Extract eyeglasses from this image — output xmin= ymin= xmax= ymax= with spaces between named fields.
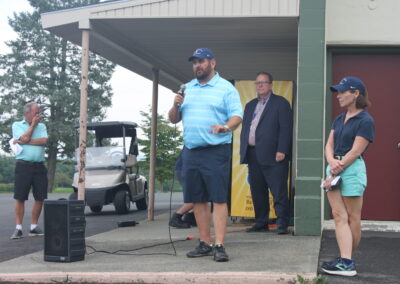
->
xmin=254 ymin=81 xmax=271 ymax=85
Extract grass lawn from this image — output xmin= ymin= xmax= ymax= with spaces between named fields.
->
xmin=0 ymin=187 xmax=73 ymax=194
xmin=53 ymin=187 xmax=74 ymax=194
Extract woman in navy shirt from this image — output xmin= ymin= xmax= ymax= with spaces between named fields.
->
xmin=321 ymin=76 xmax=375 ymax=277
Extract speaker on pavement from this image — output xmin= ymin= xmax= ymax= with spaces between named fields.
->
xmin=44 ymin=199 xmax=86 ymax=262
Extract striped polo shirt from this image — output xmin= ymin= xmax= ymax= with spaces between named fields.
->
xmin=180 ymin=73 xmax=243 ymax=149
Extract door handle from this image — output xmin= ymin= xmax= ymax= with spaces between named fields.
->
xmin=398 ymin=142 xmax=400 ymax=149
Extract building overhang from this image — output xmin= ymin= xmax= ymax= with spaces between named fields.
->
xmin=42 ymin=0 xmax=299 ymax=90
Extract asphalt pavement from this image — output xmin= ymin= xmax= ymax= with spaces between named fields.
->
xmin=318 ymin=229 xmax=400 ymax=284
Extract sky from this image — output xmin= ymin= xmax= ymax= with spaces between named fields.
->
xmin=0 ymin=0 xmax=178 ymax=140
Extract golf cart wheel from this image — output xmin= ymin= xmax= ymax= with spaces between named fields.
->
xmin=90 ymin=205 xmax=103 ymax=213
xmin=114 ymin=190 xmax=131 ymax=214
xmin=69 ymin=192 xmax=77 ymax=200
xmin=136 ymin=189 xmax=148 ymax=211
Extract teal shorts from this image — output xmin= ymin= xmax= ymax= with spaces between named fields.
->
xmin=326 ymin=158 xmax=367 ymax=197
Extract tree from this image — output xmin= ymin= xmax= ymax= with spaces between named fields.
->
xmin=0 ymin=0 xmax=115 ymax=191
xmin=55 ymin=172 xmax=73 ymax=188
xmin=54 ymin=160 xmax=74 ymax=188
xmin=138 ymin=107 xmax=183 ymax=192
xmin=0 ymin=155 xmax=16 ymax=183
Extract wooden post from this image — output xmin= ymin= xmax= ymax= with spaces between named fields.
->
xmin=148 ymin=68 xmax=159 ymax=221
xmin=77 ymin=29 xmax=90 ymax=201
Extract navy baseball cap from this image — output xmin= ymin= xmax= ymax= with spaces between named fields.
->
xmin=330 ymin=76 xmax=366 ymax=95
xmin=188 ymin=48 xmax=215 ymax=61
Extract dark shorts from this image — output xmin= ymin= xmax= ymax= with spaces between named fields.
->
xmin=14 ymin=160 xmax=48 ymax=201
xmin=182 ymin=144 xmax=231 ymax=203
xmin=174 ymin=150 xmax=184 ymax=186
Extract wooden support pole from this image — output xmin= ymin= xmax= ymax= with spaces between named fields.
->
xmin=77 ymin=29 xmax=90 ymax=201
xmin=148 ymin=68 xmax=159 ymax=221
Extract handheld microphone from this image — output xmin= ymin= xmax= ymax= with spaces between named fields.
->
xmin=178 ymin=84 xmax=185 ymax=96
xmin=177 ymin=84 xmax=186 ymax=107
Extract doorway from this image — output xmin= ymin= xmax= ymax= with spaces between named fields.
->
xmin=332 ymin=53 xmax=400 ymax=220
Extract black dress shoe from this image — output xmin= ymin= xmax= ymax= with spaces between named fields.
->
xmin=277 ymin=226 xmax=289 ymax=234
xmin=246 ymin=225 xmax=269 ymax=232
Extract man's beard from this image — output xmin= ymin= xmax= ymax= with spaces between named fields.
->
xmin=194 ymin=66 xmax=212 ymax=81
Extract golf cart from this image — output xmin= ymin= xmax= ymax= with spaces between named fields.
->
xmin=70 ymin=121 xmax=148 ymax=214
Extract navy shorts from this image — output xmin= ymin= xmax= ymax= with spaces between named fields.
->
xmin=182 ymin=144 xmax=231 ymax=203
xmin=174 ymin=150 xmax=184 ymax=186
xmin=14 ymin=160 xmax=48 ymax=201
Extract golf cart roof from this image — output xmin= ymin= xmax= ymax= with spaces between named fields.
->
xmin=78 ymin=121 xmax=138 ymax=138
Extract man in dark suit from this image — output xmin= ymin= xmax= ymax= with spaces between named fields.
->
xmin=240 ymin=72 xmax=293 ymax=234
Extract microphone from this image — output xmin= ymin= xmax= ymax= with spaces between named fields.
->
xmin=178 ymin=84 xmax=185 ymax=96
xmin=177 ymin=84 xmax=186 ymax=107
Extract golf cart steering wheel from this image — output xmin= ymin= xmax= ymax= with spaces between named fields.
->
xmin=110 ymin=151 xmax=124 ymax=163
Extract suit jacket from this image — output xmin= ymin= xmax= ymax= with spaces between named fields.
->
xmin=240 ymin=93 xmax=293 ymax=166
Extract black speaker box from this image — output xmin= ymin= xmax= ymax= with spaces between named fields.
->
xmin=44 ymin=200 xmax=86 ymax=262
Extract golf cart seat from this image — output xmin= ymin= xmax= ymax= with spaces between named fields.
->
xmin=128 ymin=173 xmax=138 ymax=181
xmin=125 ymin=154 xmax=137 ymax=168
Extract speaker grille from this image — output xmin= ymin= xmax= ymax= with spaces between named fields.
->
xmin=44 ymin=200 xmax=85 ymax=262
xmin=44 ymin=203 xmax=68 ymax=256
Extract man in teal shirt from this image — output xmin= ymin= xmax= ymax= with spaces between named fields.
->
xmin=10 ymin=102 xmax=48 ymax=239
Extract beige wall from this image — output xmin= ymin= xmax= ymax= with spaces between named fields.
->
xmin=326 ymin=0 xmax=400 ymax=45
xmin=92 ymin=0 xmax=299 ymax=18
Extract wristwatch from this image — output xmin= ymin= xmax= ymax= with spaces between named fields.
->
xmin=223 ymin=125 xmax=230 ymax=132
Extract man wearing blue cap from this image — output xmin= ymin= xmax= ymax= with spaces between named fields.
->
xmin=169 ymin=48 xmax=243 ymax=262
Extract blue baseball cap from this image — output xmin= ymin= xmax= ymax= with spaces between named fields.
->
xmin=188 ymin=48 xmax=215 ymax=61
xmin=330 ymin=76 xmax=366 ymax=95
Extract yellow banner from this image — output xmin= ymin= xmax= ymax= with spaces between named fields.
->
xmin=231 ymin=81 xmax=293 ymax=218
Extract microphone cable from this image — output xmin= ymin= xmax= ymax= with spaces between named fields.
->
xmin=167 ymin=139 xmax=178 ymax=256
xmin=166 ymin=97 xmax=186 ymax=256
xmin=85 ymin=238 xmax=187 ymax=256
xmin=166 ymin=86 xmax=186 ymax=255
xmin=85 ymin=89 xmax=188 ymax=257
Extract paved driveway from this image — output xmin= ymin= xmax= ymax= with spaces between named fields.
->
xmin=318 ymin=230 xmax=400 ymax=283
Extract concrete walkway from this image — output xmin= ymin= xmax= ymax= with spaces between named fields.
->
xmin=0 ymin=213 xmax=320 ymax=283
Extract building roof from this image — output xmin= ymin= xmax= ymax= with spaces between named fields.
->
xmin=41 ymin=0 xmax=299 ymax=90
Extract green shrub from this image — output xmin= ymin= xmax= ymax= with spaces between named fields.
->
xmin=287 ymin=275 xmax=327 ymax=284
xmin=0 ymin=183 xmax=14 ymax=192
